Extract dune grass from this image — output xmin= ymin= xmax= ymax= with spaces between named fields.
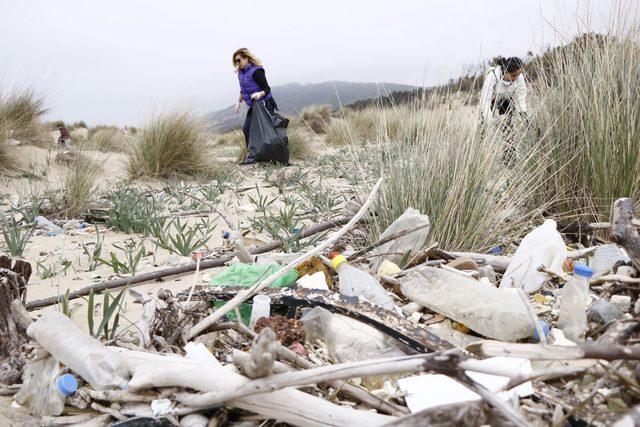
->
xmin=299 ymin=104 xmax=333 ymax=134
xmin=0 ymin=88 xmax=50 ymax=147
xmin=346 ymin=95 xmax=549 ymax=252
xmin=90 ymin=127 xmax=127 ymax=152
xmin=529 ymin=30 xmax=640 ymax=223
xmin=287 ymin=124 xmax=314 ymax=160
xmin=127 ymin=110 xmax=217 ymax=179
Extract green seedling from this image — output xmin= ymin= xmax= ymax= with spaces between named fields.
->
xmin=1 ymin=214 xmax=35 ymax=257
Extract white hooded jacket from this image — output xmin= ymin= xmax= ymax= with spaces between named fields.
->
xmin=478 ymin=66 xmax=528 ymax=123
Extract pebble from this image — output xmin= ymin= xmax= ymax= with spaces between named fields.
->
xmin=610 ymin=295 xmax=631 ymax=313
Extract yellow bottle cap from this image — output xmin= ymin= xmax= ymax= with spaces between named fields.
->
xmin=331 ymin=254 xmax=347 ymax=270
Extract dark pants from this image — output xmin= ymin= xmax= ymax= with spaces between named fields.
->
xmin=491 ymin=98 xmax=517 ymax=165
xmin=242 ymin=97 xmax=278 ymax=147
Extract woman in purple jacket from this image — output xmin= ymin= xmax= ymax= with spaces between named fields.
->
xmin=233 ymin=48 xmax=278 ymax=164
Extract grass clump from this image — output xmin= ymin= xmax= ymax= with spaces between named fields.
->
xmin=299 ymin=104 xmax=333 ymax=134
xmin=90 ymin=127 xmax=126 ymax=152
xmin=127 ymin=110 xmax=217 ymax=179
xmin=287 ymin=125 xmax=314 ymax=160
xmin=353 ymin=96 xmax=547 ymax=252
xmin=530 ymin=31 xmax=640 ymax=223
xmin=0 ymin=88 xmax=50 ymax=147
xmin=60 ymin=152 xmax=100 ymax=215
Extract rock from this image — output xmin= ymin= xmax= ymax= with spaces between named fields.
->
xmin=609 ymin=295 xmax=631 ymax=313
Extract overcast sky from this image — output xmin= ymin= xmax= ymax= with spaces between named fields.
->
xmin=0 ymin=0 xmax=618 ymax=126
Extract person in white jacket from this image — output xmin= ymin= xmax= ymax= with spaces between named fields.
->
xmin=478 ymin=56 xmax=527 ymax=163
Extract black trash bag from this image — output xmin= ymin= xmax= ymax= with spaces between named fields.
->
xmin=247 ymin=101 xmax=290 ymax=164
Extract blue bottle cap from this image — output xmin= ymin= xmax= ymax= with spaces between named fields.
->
xmin=56 ymin=374 xmax=78 ymax=396
xmin=532 ymin=320 xmax=550 ymax=341
xmin=222 ymin=231 xmax=230 ymax=239
xmin=489 ymin=246 xmax=502 ymax=254
xmin=573 ymin=263 xmax=594 ymax=278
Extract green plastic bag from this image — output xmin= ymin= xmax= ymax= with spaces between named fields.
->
xmin=210 ymin=263 xmax=299 ymax=288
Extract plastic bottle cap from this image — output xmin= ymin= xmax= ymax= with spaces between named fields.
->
xmin=489 ymin=246 xmax=502 ymax=255
xmin=222 ymin=231 xmax=230 ymax=239
xmin=56 ymin=374 xmax=78 ymax=396
xmin=573 ymin=263 xmax=594 ymax=278
xmin=532 ymin=320 xmax=550 ymax=341
xmin=331 ymin=254 xmax=347 ymax=270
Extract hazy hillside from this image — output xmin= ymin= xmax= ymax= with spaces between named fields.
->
xmin=207 ymin=80 xmax=417 ymax=132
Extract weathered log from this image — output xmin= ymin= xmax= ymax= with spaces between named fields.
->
xmin=611 ymin=198 xmax=640 ymax=271
xmin=26 ymin=215 xmax=355 ymax=310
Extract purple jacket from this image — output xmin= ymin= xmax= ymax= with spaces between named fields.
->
xmin=238 ymin=64 xmax=272 ymax=107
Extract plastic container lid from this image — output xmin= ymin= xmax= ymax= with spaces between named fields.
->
xmin=56 ymin=374 xmax=78 ymax=396
xmin=573 ymin=263 xmax=594 ymax=278
xmin=532 ymin=320 xmax=550 ymax=341
xmin=331 ymin=254 xmax=347 ymax=270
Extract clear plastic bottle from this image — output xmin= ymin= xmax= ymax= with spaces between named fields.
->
xmin=557 ymin=263 xmax=594 ymax=342
xmin=331 ymin=254 xmax=397 ymax=311
xmin=27 ymin=311 xmax=129 ymax=390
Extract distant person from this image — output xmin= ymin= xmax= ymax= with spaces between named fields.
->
xmin=57 ymin=124 xmax=72 ymax=148
xmin=233 ymin=47 xmax=278 ymax=165
xmin=478 ymin=57 xmax=528 ymax=164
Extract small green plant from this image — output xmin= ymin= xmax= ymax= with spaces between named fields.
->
xmin=60 ymin=289 xmax=71 ymax=317
xmin=11 ymin=198 xmax=43 ymax=223
xmin=82 ymin=225 xmax=104 ymax=271
xmin=37 ymin=260 xmax=71 ymax=279
xmin=247 ymin=186 xmax=277 ymax=213
xmin=106 ymin=186 xmax=167 ymax=234
xmin=98 ymin=239 xmax=146 ymax=276
xmin=1 ymin=214 xmax=35 ymax=256
xmin=151 ymin=217 xmax=215 ymax=256
xmin=86 ymin=289 xmax=124 ymax=340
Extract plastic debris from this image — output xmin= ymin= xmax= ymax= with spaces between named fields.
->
xmin=27 ymin=311 xmax=129 ymax=390
xmin=591 ymin=244 xmax=630 ymax=275
xmin=331 ymin=253 xmax=397 ymax=311
xmin=210 ymin=263 xmax=298 ymax=288
xmin=369 ymin=208 xmax=430 ymax=272
xmin=500 ymin=219 xmax=568 ymax=293
xmin=588 ymin=299 xmax=624 ymax=324
xmin=557 ymin=263 xmax=594 ymax=342
xmin=400 ymin=266 xmax=534 ymax=341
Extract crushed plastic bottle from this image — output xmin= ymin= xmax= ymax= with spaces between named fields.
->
xmin=36 ymin=215 xmax=63 ymax=236
xmin=500 ymin=219 xmax=568 ymax=293
xmin=588 ymin=299 xmax=624 ymax=324
xmin=27 ymin=311 xmax=129 ymax=390
xmin=369 ymin=208 xmax=430 ymax=272
xmin=301 ymin=307 xmax=404 ymax=389
xmin=400 ymin=266 xmax=534 ymax=341
xmin=331 ymin=254 xmax=397 ymax=311
xmin=15 ymin=357 xmax=65 ymax=416
xmin=557 ymin=263 xmax=594 ymax=342
xmin=591 ymin=244 xmax=630 ymax=275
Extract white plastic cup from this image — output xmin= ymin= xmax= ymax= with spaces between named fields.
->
xmin=249 ymin=295 xmax=271 ymax=328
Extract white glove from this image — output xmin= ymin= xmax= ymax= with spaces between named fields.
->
xmin=250 ymin=91 xmax=264 ymax=101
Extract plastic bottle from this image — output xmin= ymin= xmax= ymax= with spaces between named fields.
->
xmin=249 ymin=295 xmax=271 ymax=328
xmin=500 ymin=219 xmax=568 ymax=293
xmin=27 ymin=311 xmax=129 ymax=390
xmin=557 ymin=263 xmax=594 ymax=343
xmin=591 ymin=244 xmax=630 ymax=275
xmin=331 ymin=254 xmax=397 ymax=311
xmin=400 ymin=266 xmax=534 ymax=341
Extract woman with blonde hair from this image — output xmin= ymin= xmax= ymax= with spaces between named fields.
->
xmin=233 ymin=48 xmax=279 ymax=164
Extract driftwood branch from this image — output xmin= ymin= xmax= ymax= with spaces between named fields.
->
xmin=611 ymin=197 xmax=640 ymax=270
xmin=472 ymin=341 xmax=640 ymax=361
xmin=187 ymin=177 xmax=383 ymax=340
xmin=176 ymin=352 xmax=467 ymax=408
xmin=240 ymin=328 xmax=279 ymax=379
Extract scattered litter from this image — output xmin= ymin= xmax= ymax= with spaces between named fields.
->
xmin=500 ymin=219 xmax=568 ymax=293
xmin=400 ymin=266 xmax=534 ymax=340
xmin=210 ymin=263 xmax=298 ymax=288
xmin=398 ymin=357 xmax=533 ymax=412
xmin=296 ymin=271 xmax=329 ymax=290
